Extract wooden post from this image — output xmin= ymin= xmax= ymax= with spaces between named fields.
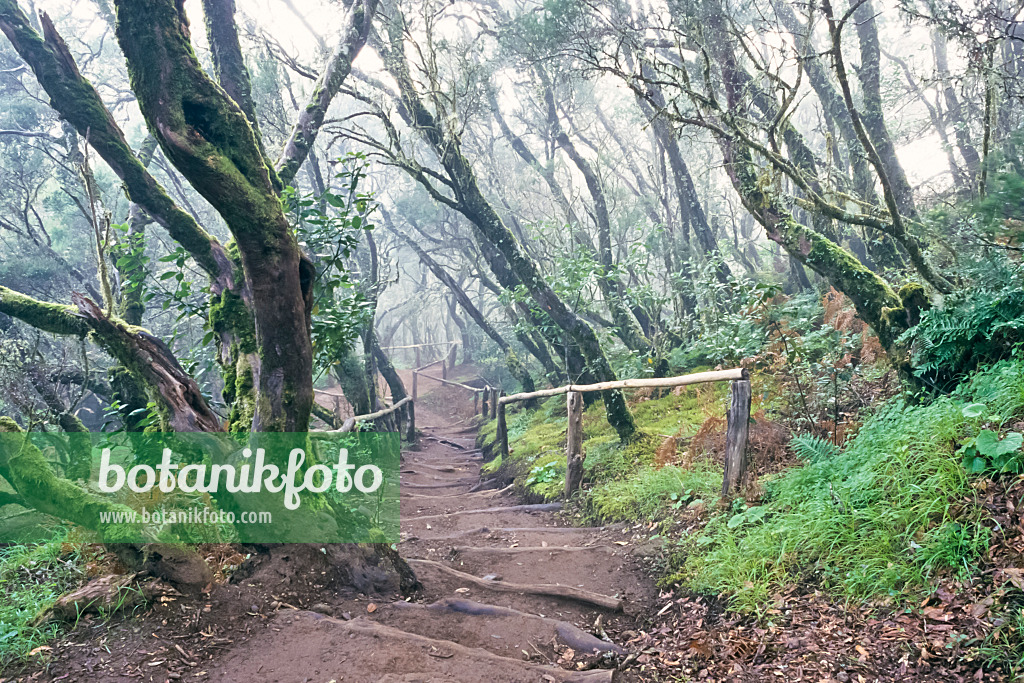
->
xmin=441 ymin=359 xmax=448 ymax=380
xmin=406 ymin=400 xmax=416 ymax=443
xmin=496 ymin=399 xmax=509 ymax=461
xmin=489 ymin=387 xmax=498 ymax=420
xmin=446 ymin=342 xmax=458 ymax=372
xmin=722 ymin=379 xmax=752 ymax=497
xmin=481 ymin=388 xmax=489 ymax=416
xmin=473 ymin=391 xmax=479 ymax=414
xmin=412 ymin=371 xmax=419 ymax=401
xmin=565 ymin=391 xmax=584 ymax=497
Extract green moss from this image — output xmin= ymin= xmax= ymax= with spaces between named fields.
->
xmin=481 ymin=454 xmax=502 ymax=475
xmin=208 ymin=289 xmax=256 ymax=354
xmin=0 ymin=287 xmax=88 ymax=337
xmin=0 ymin=418 xmax=145 ymax=543
xmin=226 ymin=355 xmax=255 ymax=432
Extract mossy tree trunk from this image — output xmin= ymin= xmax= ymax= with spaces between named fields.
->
xmin=113 ymin=0 xmax=316 ymax=432
xmin=683 ymin=0 xmax=927 ymax=353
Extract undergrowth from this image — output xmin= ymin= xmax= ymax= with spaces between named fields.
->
xmin=0 ymin=534 xmax=86 ymax=667
xmin=485 ymin=383 xmax=728 ymax=518
xmin=672 ymin=359 xmax=1024 ymax=614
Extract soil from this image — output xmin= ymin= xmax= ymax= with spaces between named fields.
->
xmin=5 ymin=402 xmax=656 ymax=682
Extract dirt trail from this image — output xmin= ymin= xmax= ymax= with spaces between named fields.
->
xmin=203 ymin=407 xmax=655 ymax=682
xmin=16 ymin=404 xmax=656 ymax=683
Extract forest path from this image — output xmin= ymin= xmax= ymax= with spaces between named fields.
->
xmin=16 ymin=404 xmax=658 ymax=683
xmin=206 ymin=406 xmax=656 ymax=682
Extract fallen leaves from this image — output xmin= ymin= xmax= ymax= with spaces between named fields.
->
xmin=998 ymin=567 xmax=1024 ymax=591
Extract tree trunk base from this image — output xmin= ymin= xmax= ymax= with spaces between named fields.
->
xmin=231 ymin=543 xmax=420 ymax=596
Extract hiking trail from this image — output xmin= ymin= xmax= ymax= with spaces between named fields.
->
xmin=21 ymin=397 xmax=659 ymax=683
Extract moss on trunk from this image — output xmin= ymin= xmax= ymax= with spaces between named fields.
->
xmin=114 ymin=0 xmax=314 ymax=432
xmin=0 ymin=417 xmax=143 ymax=544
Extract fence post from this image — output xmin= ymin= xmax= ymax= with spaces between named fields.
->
xmin=406 ymin=400 xmax=416 ymax=443
xmin=565 ymin=391 xmax=584 ymax=497
xmin=496 ymin=398 xmax=509 ymax=461
xmin=489 ymin=387 xmax=498 ymax=419
xmin=412 ymin=371 xmax=419 ymax=401
xmin=446 ymin=342 xmax=458 ymax=372
xmin=473 ymin=391 xmax=478 ymax=414
xmin=481 ymin=388 xmax=489 ymax=417
xmin=722 ymin=379 xmax=752 ymax=497
xmin=441 ymin=359 xmax=448 ymax=380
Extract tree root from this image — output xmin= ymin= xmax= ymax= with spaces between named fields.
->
xmin=403 ymin=503 xmax=561 ymax=523
xmin=407 ymin=559 xmax=624 ymax=612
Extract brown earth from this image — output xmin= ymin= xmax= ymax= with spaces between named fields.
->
xmin=5 ymin=402 xmax=655 ymax=682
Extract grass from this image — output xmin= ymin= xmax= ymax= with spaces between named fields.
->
xmin=488 ymin=358 xmax=1024 ymax=674
xmin=674 ymin=360 xmax=1024 ymax=613
xmin=487 ymin=383 xmax=728 ymax=519
xmin=587 ymin=460 xmax=721 ymax=521
xmin=0 ymin=534 xmax=86 ymax=667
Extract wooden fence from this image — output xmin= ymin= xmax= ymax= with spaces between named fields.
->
xmin=411 ymin=359 xmax=498 ymax=418
xmin=494 ymin=368 xmax=753 ymax=498
xmin=335 ymin=396 xmax=415 ymax=442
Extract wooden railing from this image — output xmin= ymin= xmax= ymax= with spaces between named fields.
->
xmin=494 ymin=368 xmax=752 ymax=498
xmin=336 ymin=396 xmax=415 ymax=442
xmin=384 ymin=340 xmax=459 ymax=369
xmin=411 ymin=359 xmax=499 ymax=419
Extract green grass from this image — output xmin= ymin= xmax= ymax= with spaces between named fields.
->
xmin=587 ymin=460 xmax=722 ymax=521
xmin=492 ymin=386 xmax=726 ymax=514
xmin=0 ymin=534 xmax=86 ymax=667
xmin=673 ymin=360 xmax=1024 ymax=613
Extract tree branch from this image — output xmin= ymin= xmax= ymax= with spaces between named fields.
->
xmin=276 ymin=0 xmax=379 ymax=186
xmin=0 ymin=286 xmax=222 ymax=432
xmin=0 ymin=3 xmax=235 ymax=290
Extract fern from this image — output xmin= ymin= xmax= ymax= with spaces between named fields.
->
xmin=900 ymin=258 xmax=1024 ymax=390
xmin=790 ymin=433 xmax=841 ymax=462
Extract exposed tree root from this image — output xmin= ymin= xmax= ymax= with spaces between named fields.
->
xmin=404 ymin=503 xmax=562 ymax=523
xmin=407 ymin=559 xmax=624 ymax=612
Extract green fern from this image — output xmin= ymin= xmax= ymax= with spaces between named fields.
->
xmin=900 ymin=258 xmax=1024 ymax=390
xmin=789 ymin=433 xmax=841 ymax=462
